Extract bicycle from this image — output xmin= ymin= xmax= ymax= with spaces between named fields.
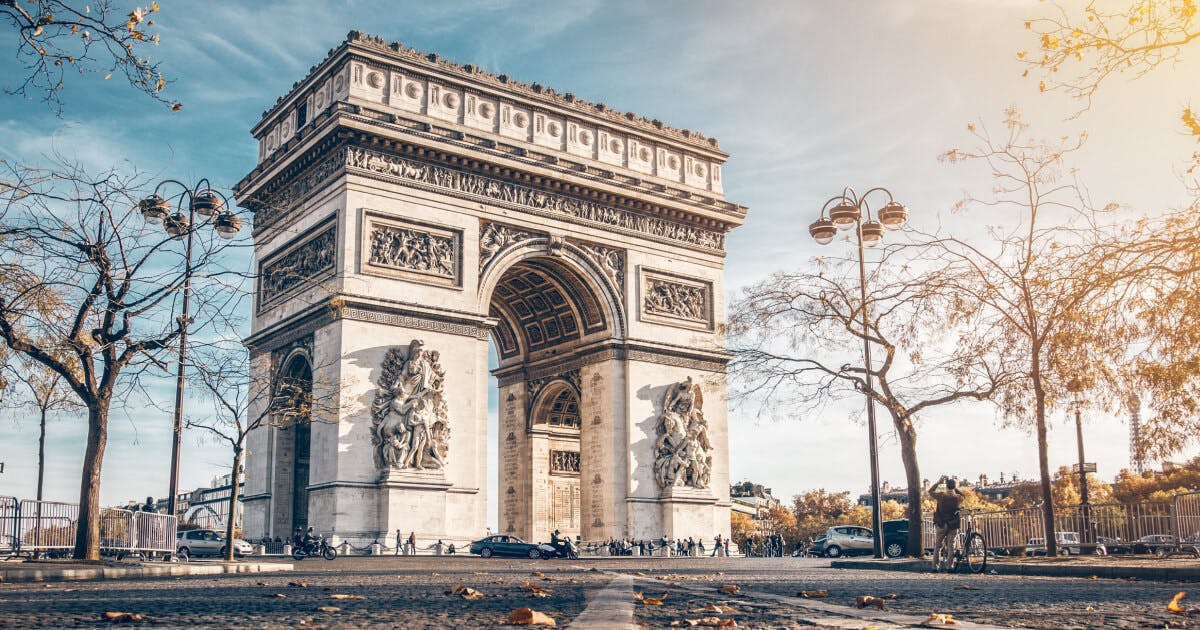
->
xmin=933 ymin=512 xmax=988 ymax=574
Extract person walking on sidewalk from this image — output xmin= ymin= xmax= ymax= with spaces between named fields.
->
xmin=929 ymin=475 xmax=964 ymax=572
xmin=407 ymin=531 xmax=416 ymax=556
xmin=395 ymin=528 xmax=403 ymax=556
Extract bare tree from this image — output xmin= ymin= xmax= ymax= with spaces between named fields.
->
xmin=729 ymin=248 xmax=1013 ymax=557
xmin=183 ymin=342 xmax=337 ymax=562
xmin=929 ymin=109 xmax=1139 ymax=556
xmin=1 ymin=354 xmax=84 ymax=502
xmin=0 ymin=157 xmax=246 ymax=559
xmin=0 ymin=0 xmax=177 ymax=115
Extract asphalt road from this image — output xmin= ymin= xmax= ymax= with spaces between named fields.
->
xmin=0 ymin=556 xmax=1192 ymax=628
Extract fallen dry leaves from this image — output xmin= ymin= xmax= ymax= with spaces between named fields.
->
xmin=923 ymin=613 xmax=960 ymax=626
xmin=101 ymin=612 xmax=146 ymax=623
xmin=315 ymin=606 xmax=340 ymax=613
xmin=1169 ymin=591 xmax=1200 ymax=615
xmin=696 ymin=603 xmax=736 ymax=614
xmin=267 ymin=593 xmax=287 ymax=598
xmin=448 ymin=584 xmax=486 ymax=600
xmin=634 ymin=591 xmax=668 ymax=606
xmin=507 ymin=607 xmax=556 ymax=626
xmin=855 ymin=595 xmax=887 ymax=610
xmin=288 ymin=581 xmax=309 ymax=587
xmin=952 ymin=585 xmax=981 ymax=591
xmin=798 ymin=590 xmax=829 ymax=598
xmin=719 ymin=584 xmax=741 ymax=595
xmin=524 ymin=581 xmax=553 ymax=598
xmin=328 ymin=594 xmax=365 ymax=600
xmin=669 ymin=618 xmax=737 ymax=627
xmin=531 ymin=571 xmax=545 ymax=577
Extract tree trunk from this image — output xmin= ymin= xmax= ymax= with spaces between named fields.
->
xmin=1032 ymin=357 xmax=1058 ymax=557
xmin=895 ymin=414 xmax=923 ymax=558
xmin=37 ymin=406 xmax=47 ymax=502
xmin=224 ymin=446 xmax=242 ymax=562
xmin=73 ymin=400 xmax=108 ymax=560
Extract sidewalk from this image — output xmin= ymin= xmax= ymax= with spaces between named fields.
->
xmin=0 ymin=559 xmax=293 ymax=583
xmin=831 ymin=556 xmax=1200 ymax=581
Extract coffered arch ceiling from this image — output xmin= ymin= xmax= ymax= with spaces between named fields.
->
xmin=489 ymin=257 xmax=608 ymax=363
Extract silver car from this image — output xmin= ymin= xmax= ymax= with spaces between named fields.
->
xmin=176 ymin=529 xmax=253 ymax=560
xmin=820 ymin=525 xmax=874 ymax=558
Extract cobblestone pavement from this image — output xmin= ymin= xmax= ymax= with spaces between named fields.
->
xmin=0 ymin=556 xmax=1194 ymax=628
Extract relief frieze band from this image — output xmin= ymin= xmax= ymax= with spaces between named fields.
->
xmin=550 ymin=450 xmax=581 ymax=475
xmin=344 ymin=146 xmax=724 ymax=252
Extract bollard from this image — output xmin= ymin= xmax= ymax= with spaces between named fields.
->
xmin=371 ymin=542 xmax=382 ymax=555
xmin=283 ymin=544 xmax=292 ymax=556
xmin=253 ymin=544 xmax=265 ymax=556
xmin=340 ymin=541 xmax=350 ymax=556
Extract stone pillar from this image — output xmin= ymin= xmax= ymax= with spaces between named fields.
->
xmin=579 ymin=358 xmax=629 ymax=541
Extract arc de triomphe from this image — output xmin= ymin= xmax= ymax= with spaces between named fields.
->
xmin=234 ymin=31 xmax=746 ymax=546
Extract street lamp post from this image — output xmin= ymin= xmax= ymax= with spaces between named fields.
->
xmin=1069 ymin=387 xmax=1092 ymax=545
xmin=809 ymin=187 xmax=908 ymax=559
xmin=139 ymin=180 xmax=243 ymax=518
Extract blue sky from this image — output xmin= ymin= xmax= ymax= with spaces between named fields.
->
xmin=2 ymin=1 xmax=1197 ymax=523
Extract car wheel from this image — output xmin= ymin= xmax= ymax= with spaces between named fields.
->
xmin=1060 ymin=547 xmax=1070 ymax=556
xmin=177 ymin=548 xmax=190 ymax=563
xmin=825 ymin=545 xmax=841 ymax=558
xmin=528 ymin=548 xmax=541 ymax=559
xmin=885 ymin=542 xmax=905 ymax=558
xmin=480 ymin=547 xmax=493 ymax=558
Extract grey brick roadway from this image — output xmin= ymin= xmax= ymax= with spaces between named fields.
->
xmin=0 ymin=556 xmax=1191 ymax=628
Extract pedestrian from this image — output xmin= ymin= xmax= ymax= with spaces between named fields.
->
xmin=434 ymin=539 xmax=444 ymax=556
xmin=141 ymin=496 xmax=157 ymax=513
xmin=698 ymin=539 xmax=706 ymax=555
xmin=395 ymin=528 xmax=403 ymax=556
xmin=712 ymin=534 xmax=721 ymax=557
xmin=447 ymin=542 xmax=456 ymax=555
xmin=687 ymin=537 xmax=696 ymax=557
xmin=724 ymin=538 xmax=730 ymax=557
xmin=407 ymin=531 xmax=416 ymax=556
xmin=929 ymin=475 xmax=964 ymax=572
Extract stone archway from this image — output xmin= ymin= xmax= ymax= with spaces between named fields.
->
xmin=237 ymin=32 xmax=745 ymax=546
xmin=263 ymin=347 xmax=313 ymax=538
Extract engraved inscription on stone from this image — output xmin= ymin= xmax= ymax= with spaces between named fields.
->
xmin=259 ymin=222 xmax=336 ymax=309
xmin=641 ymin=268 xmax=712 ymax=330
xmin=654 ymin=376 xmax=713 ymax=490
xmin=549 ymin=450 xmax=581 ymax=474
xmin=361 ymin=211 xmax=462 ymax=287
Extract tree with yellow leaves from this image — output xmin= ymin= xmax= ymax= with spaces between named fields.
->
xmin=0 ymin=0 xmax=177 ymax=115
xmin=1020 ymin=1 xmax=1199 ymax=169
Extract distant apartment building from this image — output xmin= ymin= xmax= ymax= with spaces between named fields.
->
xmin=857 ymin=472 xmax=1026 ymax=506
xmin=730 ymin=480 xmax=781 ymax=536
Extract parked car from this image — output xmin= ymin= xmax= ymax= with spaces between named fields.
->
xmin=1096 ymin=536 xmax=1133 ymax=555
xmin=820 ymin=525 xmax=874 ymax=558
xmin=880 ymin=519 xmax=910 ymax=558
xmin=469 ymin=534 xmax=544 ymax=559
xmin=175 ymin=529 xmax=253 ymax=560
xmin=1025 ymin=532 xmax=1082 ymax=556
xmin=1132 ymin=534 xmax=1179 ymax=555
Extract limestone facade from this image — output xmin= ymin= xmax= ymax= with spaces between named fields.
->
xmin=235 ymin=31 xmax=745 ymax=547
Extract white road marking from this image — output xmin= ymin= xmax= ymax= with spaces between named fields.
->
xmin=567 ymin=573 xmax=637 ymax=630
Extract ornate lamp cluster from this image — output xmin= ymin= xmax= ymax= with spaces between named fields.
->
xmin=136 ymin=179 xmax=243 ymax=520
xmin=809 ymin=188 xmax=908 ymax=248
xmin=139 ymin=181 xmax=242 ymax=240
xmin=806 ymin=186 xmax=910 ymax=559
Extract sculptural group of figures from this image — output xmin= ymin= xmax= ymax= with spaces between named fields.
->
xmin=654 ymin=377 xmax=713 ymax=489
xmin=371 ymin=339 xmax=451 ymax=471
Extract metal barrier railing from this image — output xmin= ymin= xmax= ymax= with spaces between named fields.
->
xmin=0 ymin=496 xmax=18 ymax=553
xmin=921 ymin=500 xmax=1189 ymax=555
xmin=3 ymin=498 xmax=176 ymax=558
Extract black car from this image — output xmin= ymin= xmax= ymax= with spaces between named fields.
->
xmin=469 ymin=535 xmax=543 ymax=559
xmin=881 ymin=519 xmax=910 ymax=558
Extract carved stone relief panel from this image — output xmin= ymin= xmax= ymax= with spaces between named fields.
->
xmin=639 ymin=267 xmax=713 ymax=331
xmin=258 ymin=218 xmax=337 ymax=311
xmin=550 ymin=450 xmax=581 ymax=475
xmin=480 ymin=221 xmax=539 ymax=272
xmin=654 ymin=377 xmax=712 ymax=490
xmin=370 ymin=339 xmax=450 ymax=472
xmin=360 ymin=210 xmax=462 ymax=288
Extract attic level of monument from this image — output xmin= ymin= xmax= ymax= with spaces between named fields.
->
xmin=235 ymin=31 xmax=746 ymax=227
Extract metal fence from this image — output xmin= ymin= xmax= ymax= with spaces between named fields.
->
xmin=921 ymin=497 xmax=1199 ymax=554
xmin=1 ymin=497 xmax=176 ymax=557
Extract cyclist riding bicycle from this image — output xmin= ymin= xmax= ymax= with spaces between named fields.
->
xmin=929 ymin=475 xmax=964 ymax=572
